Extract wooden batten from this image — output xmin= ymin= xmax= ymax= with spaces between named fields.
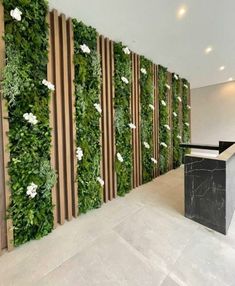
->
xmin=0 ymin=3 xmax=14 ymax=252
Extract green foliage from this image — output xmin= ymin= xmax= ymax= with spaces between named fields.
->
xmin=114 ymin=43 xmax=132 ymax=196
xmin=172 ymin=74 xmax=182 ymax=168
xmin=182 ymin=79 xmax=191 ymax=157
xmin=73 ymin=19 xmax=102 ymax=213
xmin=140 ymin=57 xmax=154 ymax=183
xmin=158 ymin=65 xmax=170 ymax=174
xmin=2 ymin=0 xmax=56 ymax=246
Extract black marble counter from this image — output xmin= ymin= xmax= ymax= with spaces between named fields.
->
xmin=184 ymin=144 xmax=235 ymax=234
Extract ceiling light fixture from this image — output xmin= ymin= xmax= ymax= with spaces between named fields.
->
xmin=177 ymin=6 xmax=187 ymax=19
xmin=228 ymin=77 xmax=233 ymax=81
xmin=205 ymin=46 xmax=213 ymax=54
xmin=219 ymin=66 xmax=225 ymax=71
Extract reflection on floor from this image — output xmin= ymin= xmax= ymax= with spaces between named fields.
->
xmin=1 ymin=167 xmax=235 ymax=286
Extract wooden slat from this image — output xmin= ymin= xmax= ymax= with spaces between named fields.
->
xmin=131 ymin=53 xmax=136 ymax=188
xmin=137 ymin=55 xmax=141 ymax=186
xmin=152 ymin=64 xmax=157 ymax=177
xmin=0 ymin=3 xmax=14 ymax=252
xmin=47 ymin=13 xmax=58 ymax=228
xmin=60 ymin=14 xmax=72 ymax=221
xmin=67 ymin=18 xmax=78 ymax=217
xmin=154 ymin=65 xmax=160 ymax=177
xmin=51 ymin=10 xmax=65 ymax=224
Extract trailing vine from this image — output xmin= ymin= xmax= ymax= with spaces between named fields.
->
xmin=73 ymin=19 xmax=103 ymax=213
xmin=2 ymin=0 xmax=56 ymax=246
xmin=172 ymin=73 xmax=182 ymax=168
xmin=182 ymin=79 xmax=191 ymax=157
xmin=114 ymin=43 xmax=132 ymax=196
xmin=158 ymin=65 xmax=170 ymax=174
xmin=140 ymin=56 xmax=155 ymax=183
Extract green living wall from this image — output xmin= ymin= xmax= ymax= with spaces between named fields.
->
xmin=2 ymin=0 xmax=56 ymax=246
xmin=140 ymin=56 xmax=155 ymax=183
xmin=158 ymin=65 xmax=170 ymax=174
xmin=182 ymin=79 xmax=191 ymax=158
xmin=172 ymin=73 xmax=182 ymax=168
xmin=73 ymin=19 xmax=103 ymax=213
xmin=114 ymin=43 xmax=132 ymax=196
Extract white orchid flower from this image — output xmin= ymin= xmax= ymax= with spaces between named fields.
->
xmin=121 ymin=76 xmax=129 ymax=84
xmin=128 ymin=123 xmax=136 ymax=129
xmin=42 ymin=79 xmax=55 ymax=91
xmin=23 ymin=113 xmax=38 ymax=125
xmin=151 ymin=158 xmax=158 ymax=164
xmin=117 ymin=152 xmax=124 ymax=163
xmin=161 ymin=100 xmax=167 ymax=106
xmin=164 ymin=124 xmax=171 ymax=131
xmin=94 ymin=103 xmax=102 ymax=114
xmin=80 ymin=44 xmax=91 ymax=54
xmin=10 ymin=7 xmax=22 ymax=21
xmin=160 ymin=142 xmax=168 ymax=148
xmin=185 ymin=122 xmax=190 ymax=127
xmin=97 ymin=177 xmax=105 ymax=187
xmin=173 ymin=112 xmax=177 ymax=117
xmin=177 ymin=135 xmax=182 ymax=140
xmin=177 ymin=96 xmax=182 ymax=102
xmin=149 ymin=104 xmax=155 ymax=110
xmin=76 ymin=147 xmax=83 ymax=161
xmin=123 ymin=47 xmax=130 ymax=55
xmin=165 ymin=84 xmax=171 ymax=90
xmin=143 ymin=142 xmax=150 ymax=149
xmin=140 ymin=68 xmax=147 ymax=75
xmin=26 ymin=182 xmax=38 ymax=199
xmin=184 ymin=84 xmax=189 ymax=89
xmin=174 ymin=74 xmax=179 ymax=80
xmin=187 ymin=105 xmax=191 ymax=110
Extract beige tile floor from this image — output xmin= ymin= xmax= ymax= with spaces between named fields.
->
xmin=1 ymin=167 xmax=235 ymax=286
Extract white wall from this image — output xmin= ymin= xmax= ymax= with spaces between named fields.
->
xmin=191 ymin=81 xmax=235 ymax=156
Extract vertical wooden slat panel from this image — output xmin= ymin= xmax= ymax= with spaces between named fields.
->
xmin=137 ymin=55 xmax=141 ymax=186
xmin=100 ymin=36 xmax=109 ymax=203
xmin=154 ymin=65 xmax=160 ymax=177
xmin=188 ymin=84 xmax=192 ymax=143
xmin=48 ymin=13 xmax=58 ymax=228
xmin=153 ymin=64 xmax=157 ymax=178
xmin=67 ymin=18 xmax=78 ymax=217
xmin=0 ymin=3 xmax=14 ymax=252
xmin=110 ymin=40 xmax=116 ymax=198
xmin=60 ymin=14 xmax=72 ymax=221
xmin=51 ymin=10 xmax=65 ymax=224
xmin=131 ymin=53 xmax=136 ymax=188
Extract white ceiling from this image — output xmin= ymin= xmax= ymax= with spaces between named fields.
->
xmin=49 ymin=0 xmax=235 ymax=88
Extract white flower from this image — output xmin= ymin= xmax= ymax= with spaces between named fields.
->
xmin=117 ymin=152 xmax=124 ymax=163
xmin=187 ymin=105 xmax=191 ymax=110
xmin=177 ymin=96 xmax=182 ymax=102
xmin=140 ymin=68 xmax=147 ymax=75
xmin=123 ymin=47 xmax=130 ymax=55
xmin=26 ymin=182 xmax=38 ymax=199
xmin=161 ymin=100 xmax=167 ymax=106
xmin=173 ymin=112 xmax=177 ymax=117
xmin=76 ymin=147 xmax=83 ymax=161
xmin=151 ymin=158 xmax=158 ymax=164
xmin=174 ymin=74 xmax=179 ymax=80
xmin=164 ymin=124 xmax=171 ymax=131
xmin=128 ymin=123 xmax=136 ymax=129
xmin=165 ymin=84 xmax=171 ymax=90
xmin=97 ymin=177 xmax=105 ymax=187
xmin=80 ymin=44 xmax=91 ymax=54
xmin=160 ymin=142 xmax=168 ymax=148
xmin=42 ymin=79 xmax=55 ymax=91
xmin=94 ymin=103 xmax=102 ymax=114
xmin=143 ymin=142 xmax=150 ymax=149
xmin=10 ymin=8 xmax=22 ymax=21
xmin=121 ymin=76 xmax=129 ymax=84
xmin=23 ymin=113 xmax=38 ymax=125
xmin=149 ymin=104 xmax=155 ymax=110
xmin=185 ymin=122 xmax=190 ymax=127
xmin=177 ymin=135 xmax=182 ymax=140
xmin=184 ymin=84 xmax=189 ymax=89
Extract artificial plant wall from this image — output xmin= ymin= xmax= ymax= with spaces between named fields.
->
xmin=2 ymin=0 xmax=56 ymax=246
xmin=182 ymin=79 xmax=191 ymax=157
xmin=172 ymin=73 xmax=182 ymax=168
xmin=114 ymin=43 xmax=132 ymax=196
xmin=158 ymin=65 xmax=170 ymax=174
xmin=73 ymin=19 xmax=103 ymax=213
xmin=140 ymin=56 xmax=155 ymax=183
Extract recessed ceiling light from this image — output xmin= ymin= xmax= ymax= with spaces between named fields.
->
xmin=228 ymin=77 xmax=233 ymax=81
xmin=219 ymin=66 xmax=225 ymax=71
xmin=177 ymin=6 xmax=187 ymax=18
xmin=205 ymin=46 xmax=213 ymax=54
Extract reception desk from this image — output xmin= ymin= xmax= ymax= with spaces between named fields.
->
xmin=183 ymin=143 xmax=235 ymax=234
